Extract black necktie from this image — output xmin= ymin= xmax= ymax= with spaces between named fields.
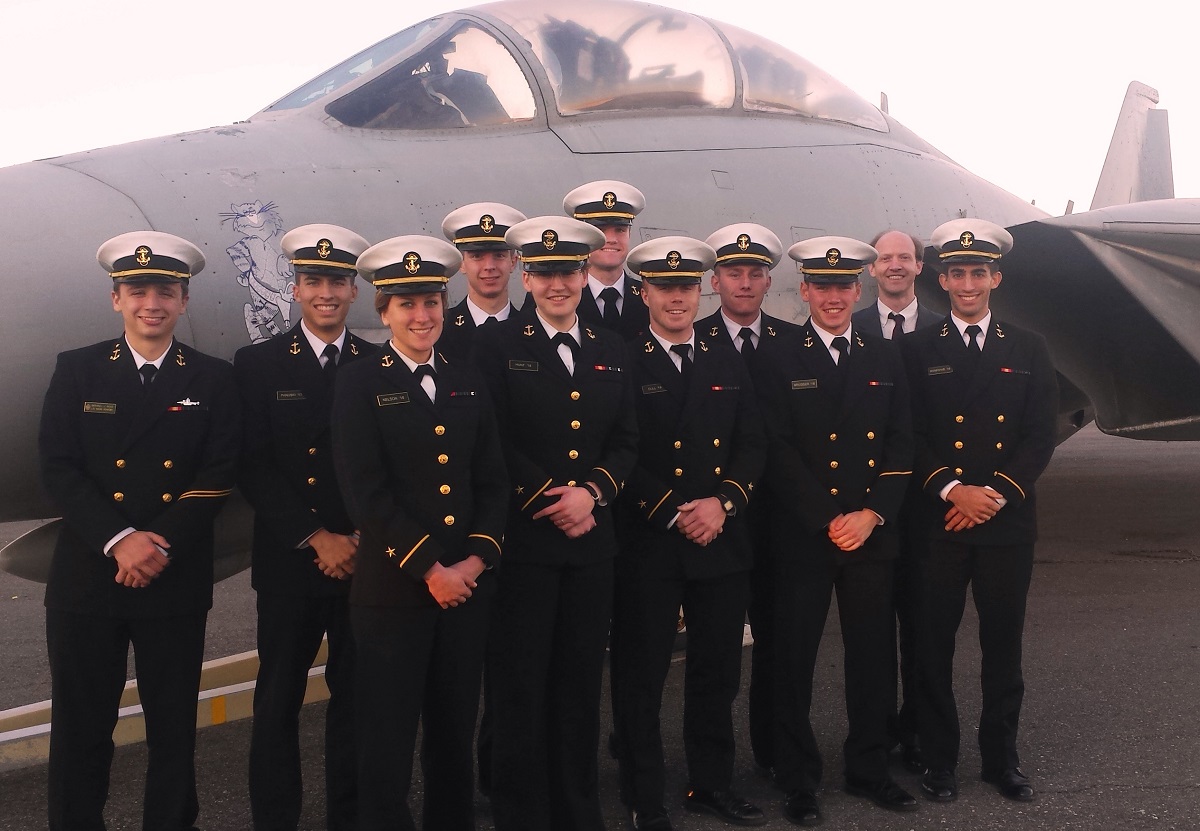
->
xmin=671 ymin=343 xmax=693 ymax=385
xmin=599 ymin=286 xmax=621 ymax=329
xmin=322 ymin=343 xmax=339 ymax=384
xmin=831 ymin=336 xmax=849 ymax=368
xmin=738 ymin=327 xmax=756 ymax=360
xmin=413 ymin=364 xmax=437 ymax=402
xmin=965 ymin=324 xmax=982 ymax=353
xmin=139 ymin=363 xmax=157 ymax=390
xmin=484 ymin=316 xmax=499 ymax=327
xmin=552 ymin=332 xmax=579 ymax=374
xmin=888 ymin=312 xmax=906 ymax=340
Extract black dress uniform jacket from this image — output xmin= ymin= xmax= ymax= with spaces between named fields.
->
xmin=234 ymin=325 xmax=379 ymax=595
xmin=695 ymin=309 xmax=798 ymax=361
xmin=620 ymin=335 xmax=766 ymax=578
xmin=473 ymin=316 xmax=639 ymax=563
xmin=333 ymin=344 xmax=508 ymax=608
xmin=436 ymin=297 xmax=513 ymax=364
xmin=40 ymin=337 xmax=240 ymax=616
xmin=756 ymin=323 xmax=913 ymax=559
xmin=901 ymin=318 xmax=1058 ymax=545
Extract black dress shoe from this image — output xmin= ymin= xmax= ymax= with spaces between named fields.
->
xmin=631 ymin=808 xmax=674 ymax=830
xmin=920 ymin=768 xmax=958 ymax=802
xmin=684 ymin=788 xmax=767 ymax=826
xmin=983 ymin=767 xmax=1036 ymax=802
xmin=781 ymin=789 xmax=821 ymax=826
xmin=844 ymin=776 xmax=919 ymax=812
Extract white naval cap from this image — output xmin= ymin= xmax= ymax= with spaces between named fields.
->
xmin=441 ymin=202 xmax=527 ymax=250
xmin=356 ymin=235 xmax=462 ymax=295
xmin=98 ymin=231 xmax=205 ymax=283
xmin=505 ymin=216 xmax=605 ymax=272
xmin=787 ymin=236 xmax=877 ymax=284
xmin=930 ymin=218 xmax=1014 ymax=268
xmin=281 ymin=224 xmax=370 ymax=275
xmin=563 ymin=180 xmax=646 ymax=226
xmin=626 ymin=236 xmax=716 ymax=284
xmin=705 ymin=223 xmax=783 ymax=269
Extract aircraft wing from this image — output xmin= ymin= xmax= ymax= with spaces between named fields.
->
xmin=995 ymin=199 xmax=1200 ymax=440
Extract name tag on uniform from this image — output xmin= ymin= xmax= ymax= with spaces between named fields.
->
xmin=508 ymin=360 xmax=539 ymax=372
xmin=83 ymin=402 xmax=117 ymax=414
xmin=928 ymin=365 xmax=954 ymax=376
xmin=641 ymin=383 xmax=667 ymax=395
xmin=791 ymin=379 xmax=818 ymax=390
xmin=276 ymin=390 xmax=305 ymax=401
xmin=377 ymin=392 xmax=410 ymax=406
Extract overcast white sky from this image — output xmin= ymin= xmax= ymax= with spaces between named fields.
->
xmin=2 ymin=0 xmax=1195 ymax=216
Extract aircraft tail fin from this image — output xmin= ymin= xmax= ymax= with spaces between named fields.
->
xmin=1090 ymin=81 xmax=1175 ymax=210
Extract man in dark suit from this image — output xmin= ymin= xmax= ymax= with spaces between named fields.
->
xmin=756 ymin=236 xmax=917 ymax=826
xmin=560 ymin=179 xmax=650 ymax=338
xmin=437 ymin=202 xmax=526 ymax=363
xmin=39 ymin=231 xmax=240 ymax=831
xmin=852 ymin=230 xmax=938 ymax=340
xmin=333 ymin=234 xmax=509 ymax=831
xmin=614 ymin=236 xmax=767 ymax=831
xmin=475 ymin=216 xmax=639 ymax=831
xmin=901 ymin=219 xmax=1057 ymax=805
xmin=234 ymin=224 xmax=375 ymax=831
xmin=696 ymin=222 xmax=797 ymax=780
xmin=851 ymin=229 xmax=938 ymax=772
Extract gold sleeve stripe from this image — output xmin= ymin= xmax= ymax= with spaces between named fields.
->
xmin=178 ymin=489 xmax=233 ymax=499
xmin=721 ymin=479 xmax=749 ymax=503
xmin=398 ymin=535 xmax=430 ymax=568
xmin=521 ymin=478 xmax=554 ymax=511
xmin=876 ymin=470 xmax=913 ymax=477
xmin=594 ymin=466 xmax=619 ymax=493
xmin=648 ymin=490 xmax=674 ymax=520
xmin=923 ymin=467 xmax=949 ymax=489
xmin=469 ymin=534 xmax=503 ymax=557
xmin=994 ymin=471 xmax=1026 ymax=500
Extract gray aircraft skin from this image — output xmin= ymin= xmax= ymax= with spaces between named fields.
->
xmin=2 ymin=0 xmax=1198 ymax=580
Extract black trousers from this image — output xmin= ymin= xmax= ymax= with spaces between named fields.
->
xmin=889 ymin=514 xmax=928 ymax=748
xmin=918 ymin=540 xmax=1034 ymax=774
xmin=489 ymin=558 xmax=613 ymax=831
xmin=773 ymin=552 xmax=895 ymax=792
xmin=351 ymin=578 xmax=493 ymax=831
xmin=745 ymin=510 xmax=776 ymax=770
xmin=615 ymin=565 xmax=750 ymax=812
xmin=249 ymin=592 xmax=356 ymax=831
xmin=46 ymin=607 xmax=207 ymax=831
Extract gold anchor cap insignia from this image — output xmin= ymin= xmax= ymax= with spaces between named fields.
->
xmin=644 ymin=341 xmax=654 ymax=353
xmin=381 ymin=354 xmax=394 ymax=367
xmin=699 ymin=341 xmax=709 ymax=352
xmin=289 ymin=340 xmax=301 ymax=355
xmin=737 ymin=234 xmax=751 ymax=251
xmin=767 ymin=326 xmax=776 ymax=336
xmin=316 ymin=239 xmax=332 ymax=258
xmin=480 ymin=214 xmax=495 ymax=234
xmin=135 ymin=246 xmax=152 ymax=267
xmin=585 ymin=328 xmax=596 ymax=339
xmin=350 ymin=342 xmax=359 ymax=355
xmin=826 ymin=248 xmax=841 ymax=266
xmin=455 ymin=315 xmax=465 ymax=326
xmin=710 ymin=326 xmax=719 ymax=336
xmin=960 ymin=231 xmax=974 ymax=248
xmin=523 ymin=324 xmax=535 ymax=336
xmin=542 ymin=230 xmax=557 ymax=250
xmin=404 ymin=252 xmax=421 ymax=274
xmin=666 ymin=251 xmax=681 ymax=269
xmin=602 ymin=191 xmax=617 ymax=209
xmin=175 ymin=349 xmax=186 ymax=366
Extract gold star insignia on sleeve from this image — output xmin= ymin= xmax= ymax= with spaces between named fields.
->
xmin=638 ymin=500 xmax=647 ymax=509
xmin=386 ymin=547 xmax=396 ymax=558
xmin=515 ymin=486 xmax=524 ymax=495
xmin=748 ymin=482 xmax=755 ymax=491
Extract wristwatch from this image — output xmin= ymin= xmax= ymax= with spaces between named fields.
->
xmin=721 ymin=498 xmax=736 ymax=516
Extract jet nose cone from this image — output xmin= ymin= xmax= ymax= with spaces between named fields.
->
xmin=0 ymin=159 xmax=151 ymax=521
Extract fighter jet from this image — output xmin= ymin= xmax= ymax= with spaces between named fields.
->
xmin=3 ymin=0 xmax=1198 ymax=581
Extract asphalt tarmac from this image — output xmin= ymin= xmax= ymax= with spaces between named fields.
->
xmin=2 ymin=424 xmax=1199 ymax=830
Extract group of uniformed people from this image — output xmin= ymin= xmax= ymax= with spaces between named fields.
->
xmin=38 ymin=176 xmax=1058 ymax=831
